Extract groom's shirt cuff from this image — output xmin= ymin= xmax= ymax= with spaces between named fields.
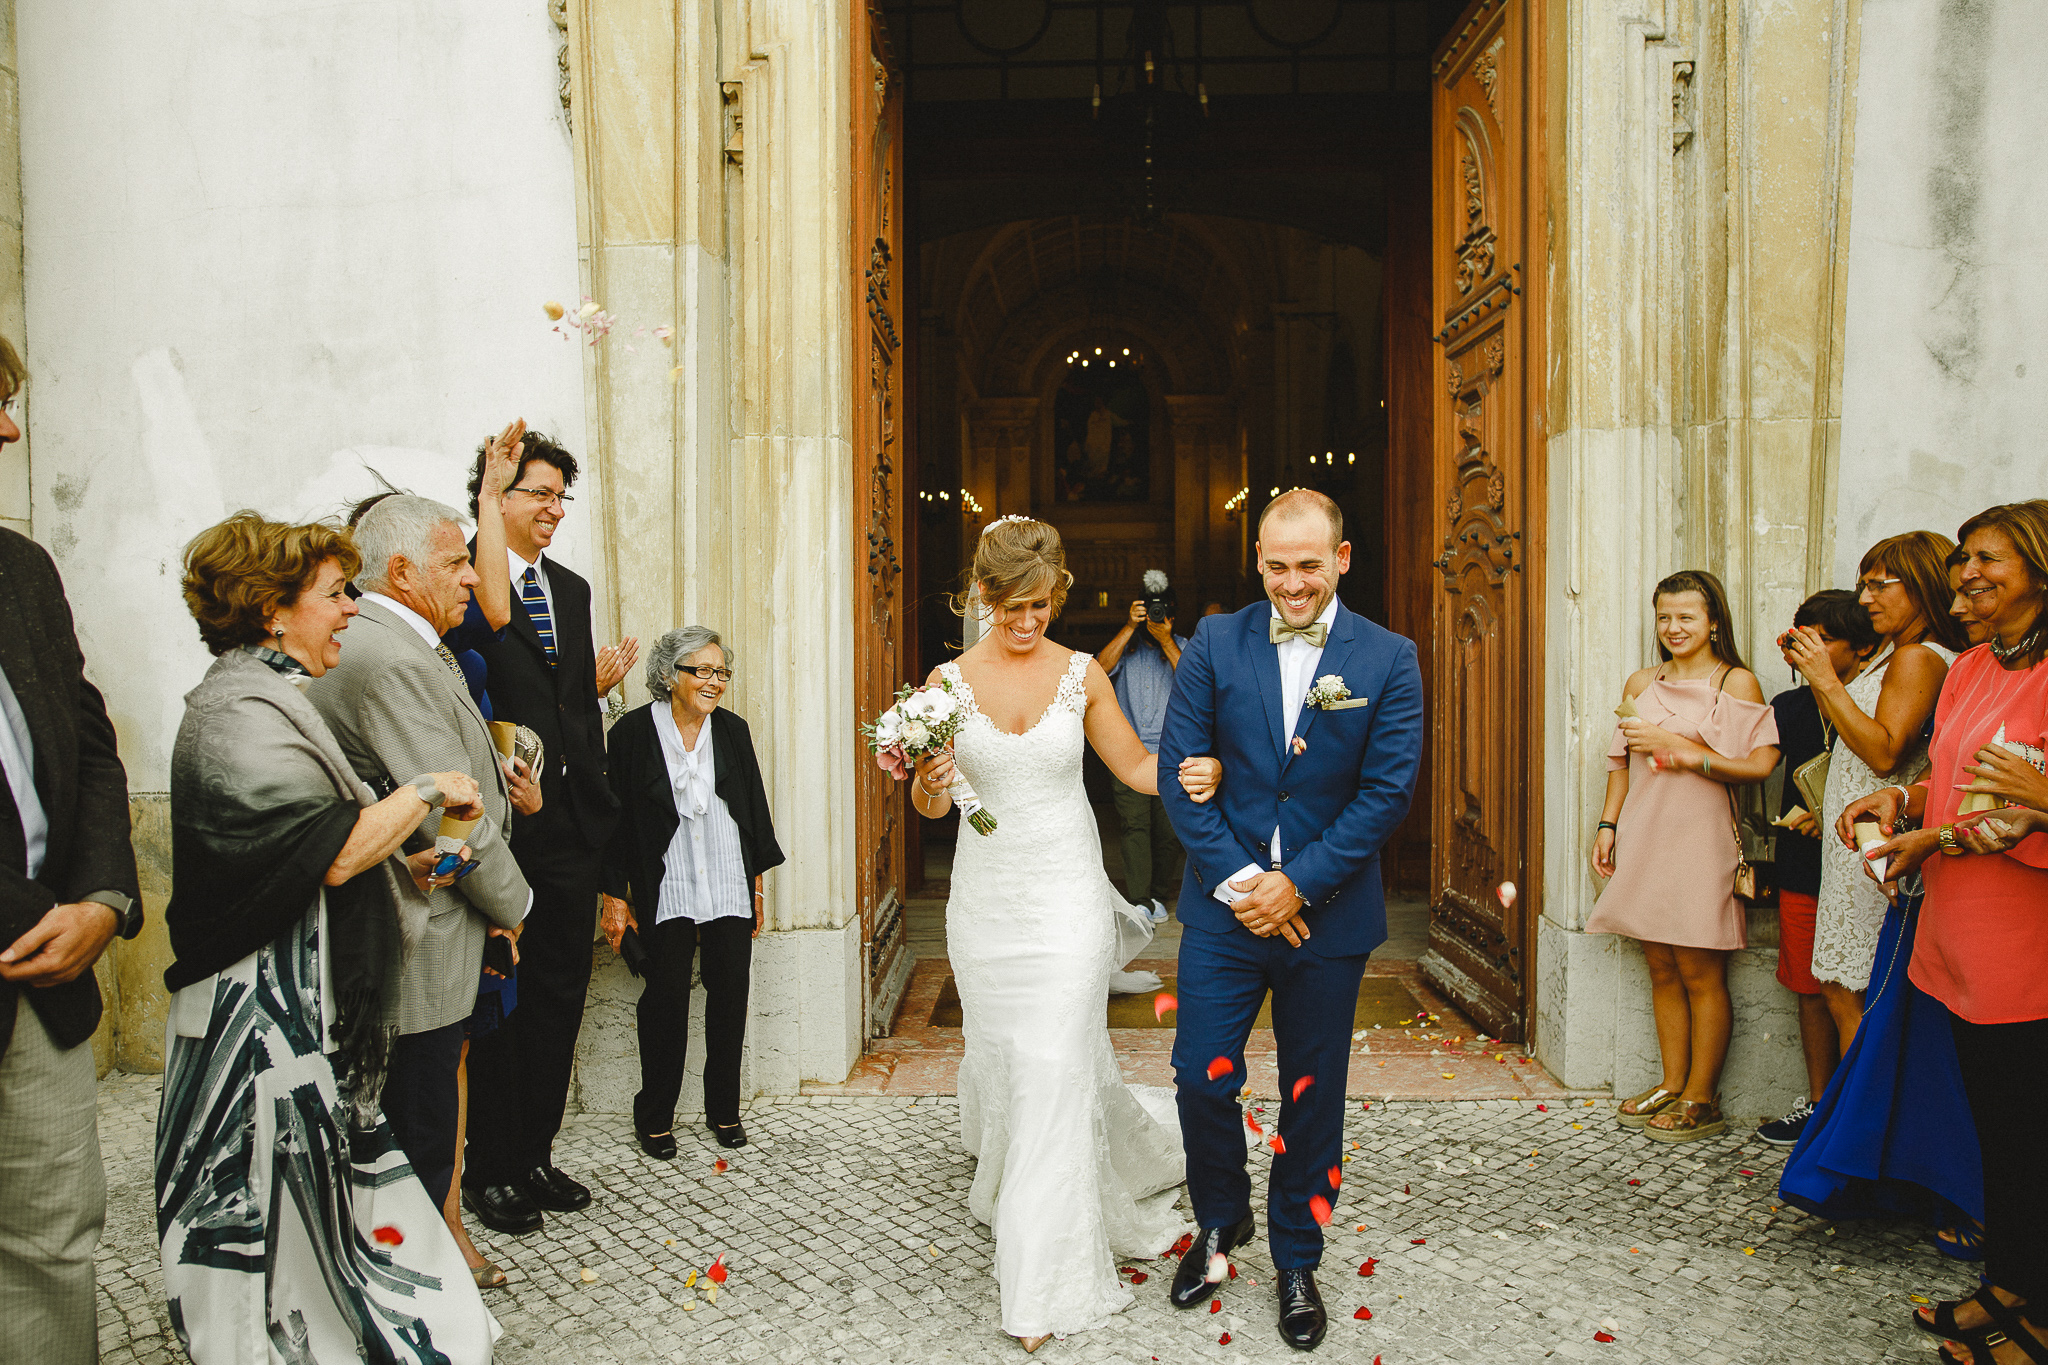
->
xmin=1214 ymin=862 xmax=1264 ymax=905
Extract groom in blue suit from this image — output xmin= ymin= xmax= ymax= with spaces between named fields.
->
xmin=1157 ymin=490 xmax=1425 ymax=1350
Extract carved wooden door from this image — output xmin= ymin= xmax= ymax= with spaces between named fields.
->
xmin=853 ymin=2 xmax=910 ymax=1036
xmin=1422 ymin=0 xmax=1545 ymax=1041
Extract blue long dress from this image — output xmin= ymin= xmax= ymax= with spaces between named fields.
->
xmin=1778 ymin=888 xmax=1983 ymax=1226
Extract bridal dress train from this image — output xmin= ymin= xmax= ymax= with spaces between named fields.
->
xmin=940 ymin=652 xmax=1191 ymax=1339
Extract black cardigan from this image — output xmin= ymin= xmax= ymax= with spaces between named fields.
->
xmin=601 ymin=703 xmax=785 ymax=912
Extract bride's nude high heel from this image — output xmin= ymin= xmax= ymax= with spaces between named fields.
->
xmin=1016 ymin=1334 xmax=1051 ymax=1353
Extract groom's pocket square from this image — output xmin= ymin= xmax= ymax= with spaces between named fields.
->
xmin=1323 ymin=697 xmax=1371 ymax=711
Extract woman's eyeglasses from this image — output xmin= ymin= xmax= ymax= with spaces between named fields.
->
xmin=677 ymin=664 xmax=734 ymax=682
xmin=1856 ymin=576 xmax=1902 ymax=596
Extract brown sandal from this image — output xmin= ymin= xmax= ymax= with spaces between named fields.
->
xmin=1615 ymin=1086 xmax=1678 ymax=1128
xmin=1644 ymin=1099 xmax=1727 ymax=1143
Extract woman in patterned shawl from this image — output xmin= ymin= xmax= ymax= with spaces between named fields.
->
xmin=156 ymin=513 xmax=499 ymax=1365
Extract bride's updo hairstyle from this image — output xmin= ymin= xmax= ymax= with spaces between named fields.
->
xmin=953 ymin=515 xmax=1074 ymax=618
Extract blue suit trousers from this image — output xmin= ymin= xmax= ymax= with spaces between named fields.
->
xmin=1171 ymin=921 xmax=1367 ymax=1270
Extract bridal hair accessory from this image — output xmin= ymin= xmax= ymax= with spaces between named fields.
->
xmin=1305 ymin=674 xmax=1352 ymax=709
xmin=863 ymin=679 xmax=999 ymax=835
xmin=980 ymin=513 xmax=1037 ymax=536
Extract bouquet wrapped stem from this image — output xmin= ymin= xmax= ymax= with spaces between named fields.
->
xmin=946 ymin=774 xmax=997 ymax=836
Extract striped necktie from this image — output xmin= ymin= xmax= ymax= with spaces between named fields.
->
xmin=521 ymin=565 xmax=559 ymax=663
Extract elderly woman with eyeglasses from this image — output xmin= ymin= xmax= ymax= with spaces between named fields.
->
xmin=600 ymin=627 xmax=783 ymax=1158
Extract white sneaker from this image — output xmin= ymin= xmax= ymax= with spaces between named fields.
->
xmin=1148 ymin=898 xmax=1169 ymax=923
xmin=1109 ymin=970 xmax=1164 ymax=994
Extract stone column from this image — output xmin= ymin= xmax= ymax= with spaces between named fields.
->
xmin=567 ymin=0 xmax=861 ymax=1110
xmin=1537 ymin=0 xmax=1863 ymax=1117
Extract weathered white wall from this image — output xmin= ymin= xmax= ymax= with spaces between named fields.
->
xmin=1832 ymin=0 xmax=2048 ymax=575
xmin=18 ymin=0 xmax=588 ymax=793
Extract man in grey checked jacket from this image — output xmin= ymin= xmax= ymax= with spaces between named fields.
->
xmin=310 ymin=495 xmax=531 ymax=1209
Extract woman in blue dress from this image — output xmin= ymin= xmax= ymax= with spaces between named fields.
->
xmin=1778 ymin=552 xmax=1992 ymax=1258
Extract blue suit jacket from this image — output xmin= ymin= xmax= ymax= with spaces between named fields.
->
xmin=1157 ymin=601 xmax=1425 ymax=959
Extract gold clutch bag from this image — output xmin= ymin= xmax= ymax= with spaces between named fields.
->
xmin=1792 ymin=750 xmax=1830 ymax=819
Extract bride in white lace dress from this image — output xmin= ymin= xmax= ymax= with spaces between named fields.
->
xmin=911 ymin=517 xmax=1219 ymax=1351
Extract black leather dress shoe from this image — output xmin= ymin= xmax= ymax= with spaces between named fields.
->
xmin=637 ymin=1130 xmax=678 ymax=1160
xmin=1169 ymin=1212 xmax=1258 ymax=1309
xmin=520 ymin=1165 xmax=592 ymax=1212
xmin=1275 ymin=1267 xmax=1328 ymax=1350
xmin=708 ymin=1120 xmax=748 ymax=1150
xmin=461 ymin=1182 xmax=542 ymax=1235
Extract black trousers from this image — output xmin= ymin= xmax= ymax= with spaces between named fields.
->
xmin=634 ymin=914 xmax=753 ymax=1134
xmin=1950 ymin=1011 xmax=2048 ymax=1303
xmin=383 ymin=1021 xmax=465 ymax=1209
xmin=465 ymin=812 xmax=602 ymax=1185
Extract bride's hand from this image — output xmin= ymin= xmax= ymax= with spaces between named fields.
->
xmin=1178 ymin=756 xmax=1222 ymax=804
xmin=914 ymin=747 xmax=957 ymax=799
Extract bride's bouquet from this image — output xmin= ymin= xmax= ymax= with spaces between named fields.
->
xmin=864 ymin=679 xmax=998 ymax=835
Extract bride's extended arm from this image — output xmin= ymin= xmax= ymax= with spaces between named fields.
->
xmin=1080 ymin=658 xmax=1220 ymax=801
xmin=910 ymin=665 xmax=955 ymax=820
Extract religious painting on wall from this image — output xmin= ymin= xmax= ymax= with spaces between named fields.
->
xmin=1053 ymin=363 xmax=1151 ymax=503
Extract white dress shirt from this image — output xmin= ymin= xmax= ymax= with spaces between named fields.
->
xmin=0 ymin=663 xmax=48 ymax=878
xmin=360 ymin=591 xmax=441 ymax=648
xmin=651 ymin=704 xmax=751 ymax=925
xmin=1214 ymin=596 xmax=1338 ymax=906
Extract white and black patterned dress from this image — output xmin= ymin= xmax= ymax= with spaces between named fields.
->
xmin=156 ymin=649 xmax=497 ymax=1364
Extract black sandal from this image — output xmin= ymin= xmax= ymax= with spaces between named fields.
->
xmin=1920 ymin=1287 xmax=2009 ymax=1343
xmin=1936 ymin=1296 xmax=2048 ymax=1365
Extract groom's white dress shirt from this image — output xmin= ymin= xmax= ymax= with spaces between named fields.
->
xmin=1214 ymin=596 xmax=1339 ymax=906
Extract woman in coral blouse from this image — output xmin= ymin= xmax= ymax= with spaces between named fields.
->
xmin=1846 ymin=500 xmax=2048 ymax=1365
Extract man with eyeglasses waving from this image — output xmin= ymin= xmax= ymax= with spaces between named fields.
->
xmin=456 ymin=429 xmax=637 ymax=1236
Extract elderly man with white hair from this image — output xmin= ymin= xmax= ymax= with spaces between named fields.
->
xmin=308 ymin=494 xmax=531 ymax=1212
xmin=599 ymin=626 xmax=783 ymax=1158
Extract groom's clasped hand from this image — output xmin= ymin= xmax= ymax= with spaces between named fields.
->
xmin=1225 ymin=869 xmax=1310 ymax=946
xmin=911 ymin=745 xmax=1224 ymax=804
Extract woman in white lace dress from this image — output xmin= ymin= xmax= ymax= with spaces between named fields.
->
xmin=1788 ymin=531 xmax=1970 ymax=1048
xmin=909 ymin=517 xmax=1220 ymax=1352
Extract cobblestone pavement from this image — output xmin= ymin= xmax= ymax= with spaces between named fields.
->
xmin=95 ymin=1070 xmax=1973 ymax=1365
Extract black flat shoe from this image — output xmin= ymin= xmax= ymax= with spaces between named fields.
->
xmin=461 ymin=1181 xmax=543 ymax=1235
xmin=520 ymin=1164 xmax=592 ymax=1212
xmin=637 ymin=1130 xmax=677 ymax=1160
xmin=708 ymin=1120 xmax=748 ymax=1149
xmin=1276 ymin=1267 xmax=1328 ymax=1351
xmin=1170 ymin=1212 xmax=1257 ymax=1309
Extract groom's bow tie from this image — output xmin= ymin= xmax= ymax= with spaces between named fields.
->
xmin=1269 ymin=618 xmax=1328 ymax=647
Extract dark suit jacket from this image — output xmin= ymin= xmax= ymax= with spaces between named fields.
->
xmin=0 ymin=529 xmax=140 ymax=1061
xmin=1157 ymin=600 xmax=1425 ymax=959
xmin=460 ymin=546 xmax=618 ymax=850
xmin=601 ymin=704 xmax=785 ymax=911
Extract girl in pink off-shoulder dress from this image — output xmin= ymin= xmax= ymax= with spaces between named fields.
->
xmin=1589 ymin=571 xmax=1781 ymax=1143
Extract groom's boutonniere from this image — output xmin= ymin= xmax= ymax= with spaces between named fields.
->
xmin=1305 ymin=674 xmax=1353 ymax=709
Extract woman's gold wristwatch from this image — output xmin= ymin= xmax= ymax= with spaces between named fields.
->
xmin=1937 ymin=823 xmax=1966 ymax=856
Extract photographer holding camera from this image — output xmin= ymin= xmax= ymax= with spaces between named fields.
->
xmin=1097 ymin=570 xmax=1188 ymax=929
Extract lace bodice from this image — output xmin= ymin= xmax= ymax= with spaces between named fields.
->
xmin=936 ymin=649 xmax=1188 ymax=1338
xmin=1813 ymin=642 xmax=1957 ymax=990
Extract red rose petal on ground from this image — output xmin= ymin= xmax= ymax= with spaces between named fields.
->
xmin=1594 ymin=1331 xmax=1616 ymax=1343
xmin=1358 ymin=1258 xmax=1378 ymax=1276
xmin=1219 ymin=1333 xmax=1232 ymax=1345
xmin=707 ymin=1254 xmax=729 ymax=1285
xmin=1535 ymin=1103 xmax=1548 ymax=1111
xmin=714 ymin=1158 xmax=728 ymax=1173
xmin=1292 ymin=1075 xmax=1315 ymax=1102
xmin=1361 ymin=1101 xmax=1371 ymax=1112
xmin=1228 ymin=1264 xmax=1237 ymax=1280
xmin=1210 ymin=1299 xmax=1221 ymax=1314
xmin=1403 ymin=1184 xmax=1410 ymax=1195
xmin=1245 ymin=1113 xmax=1264 ymax=1137
xmin=1207 ymin=1056 xmax=1234 ymax=1081
xmin=1173 ymin=1233 xmax=1194 ymax=1256
xmin=1328 ymin=1165 xmax=1342 ymax=1189
xmin=1353 ymin=1306 xmax=1373 ymax=1320
xmin=1129 ymin=1271 xmax=1147 ymax=1285
xmin=372 ymin=1225 xmax=403 ymax=1246
xmin=1410 ymin=1238 xmax=1426 ymax=1245
xmin=1269 ymin=1133 xmax=1287 ymax=1155
xmin=1310 ymin=1196 xmax=1333 ymax=1225
xmin=1739 ymin=1168 xmax=1756 ymax=1176
xmin=1627 ymin=1178 xmax=1641 ymax=1186
xmin=1153 ymin=992 xmax=1178 ymax=1022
